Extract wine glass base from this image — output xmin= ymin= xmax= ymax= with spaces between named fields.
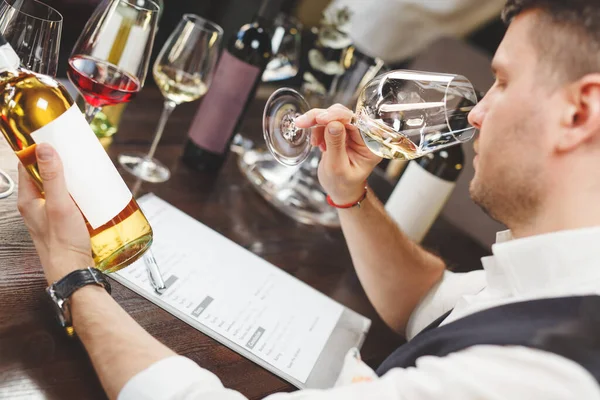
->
xmin=118 ymin=152 xmax=171 ymax=183
xmin=0 ymin=169 xmax=15 ymax=199
xmin=237 ymin=145 xmax=340 ymax=228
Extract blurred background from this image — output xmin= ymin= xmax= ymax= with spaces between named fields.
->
xmin=46 ymin=0 xmax=507 ymax=80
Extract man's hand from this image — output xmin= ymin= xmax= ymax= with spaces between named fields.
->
xmin=18 ymin=143 xmax=93 ymax=285
xmin=295 ymin=104 xmax=382 ymax=205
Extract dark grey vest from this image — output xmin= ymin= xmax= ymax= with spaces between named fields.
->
xmin=377 ymin=296 xmax=600 ymax=384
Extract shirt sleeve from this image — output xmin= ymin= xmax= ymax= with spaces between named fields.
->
xmin=118 ymin=346 xmax=600 ymax=400
xmin=406 ymin=270 xmax=487 ymax=340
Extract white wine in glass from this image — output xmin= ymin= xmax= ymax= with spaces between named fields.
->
xmin=153 ymin=65 xmax=209 ymax=104
xmin=119 ymin=14 xmax=223 ymax=183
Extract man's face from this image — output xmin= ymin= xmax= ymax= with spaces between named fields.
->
xmin=468 ymin=11 xmax=562 ymax=225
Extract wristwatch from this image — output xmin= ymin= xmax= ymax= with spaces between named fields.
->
xmin=46 ymin=267 xmax=112 ymax=336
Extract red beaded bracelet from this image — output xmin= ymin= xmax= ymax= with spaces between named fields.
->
xmin=326 ymin=186 xmax=368 ymax=209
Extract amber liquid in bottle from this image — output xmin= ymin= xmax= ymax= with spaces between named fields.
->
xmin=0 ymin=70 xmax=152 ymax=273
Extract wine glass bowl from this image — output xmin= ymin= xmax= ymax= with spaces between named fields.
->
xmin=68 ymin=55 xmax=140 ymax=108
xmin=264 ymin=70 xmax=478 ymax=167
xmin=0 ymin=0 xmax=63 ymax=76
xmin=68 ymin=0 xmax=159 ymax=121
xmin=354 ymin=71 xmax=477 ymax=160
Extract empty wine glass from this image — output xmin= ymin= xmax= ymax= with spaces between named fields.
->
xmin=264 ymin=70 xmax=478 ymax=166
xmin=0 ymin=0 xmax=63 ymax=76
xmin=118 ymin=14 xmax=223 ymax=183
xmin=68 ymin=0 xmax=159 ymax=122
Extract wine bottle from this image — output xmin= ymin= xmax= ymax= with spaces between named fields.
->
xmin=182 ymin=0 xmax=285 ymax=172
xmin=0 ymin=36 xmax=153 ymax=273
xmin=385 ymin=146 xmax=464 ymax=243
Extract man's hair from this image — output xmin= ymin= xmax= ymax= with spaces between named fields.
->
xmin=501 ymin=0 xmax=600 ymax=82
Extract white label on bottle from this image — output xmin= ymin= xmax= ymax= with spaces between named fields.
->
xmin=385 ymin=162 xmax=456 ymax=243
xmin=31 ymin=105 xmax=132 ymax=229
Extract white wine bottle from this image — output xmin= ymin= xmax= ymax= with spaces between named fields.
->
xmin=0 ymin=35 xmax=152 ymax=273
xmin=385 ymin=146 xmax=464 ymax=243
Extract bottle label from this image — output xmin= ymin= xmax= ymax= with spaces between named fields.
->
xmin=385 ymin=162 xmax=456 ymax=243
xmin=31 ymin=105 xmax=133 ymax=229
xmin=187 ymin=50 xmax=261 ymax=154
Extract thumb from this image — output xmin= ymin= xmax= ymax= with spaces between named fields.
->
xmin=323 ymin=121 xmax=348 ymax=166
xmin=36 ymin=144 xmax=70 ymax=206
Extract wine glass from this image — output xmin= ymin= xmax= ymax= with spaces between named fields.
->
xmin=264 ymin=70 xmax=478 ymax=166
xmin=118 ymin=14 xmax=223 ymax=183
xmin=68 ymin=0 xmax=159 ymax=122
xmin=0 ymin=169 xmax=15 ymax=199
xmin=0 ymin=0 xmax=63 ymax=76
xmin=0 ymin=0 xmax=62 ymax=199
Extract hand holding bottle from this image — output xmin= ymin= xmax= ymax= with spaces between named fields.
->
xmin=295 ymin=104 xmax=382 ymax=205
xmin=18 ymin=144 xmax=93 ymax=285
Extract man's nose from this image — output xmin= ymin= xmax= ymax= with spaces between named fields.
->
xmin=468 ymin=93 xmax=486 ymax=130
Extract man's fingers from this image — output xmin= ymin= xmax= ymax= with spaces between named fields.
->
xmin=322 ymin=122 xmax=348 ymax=169
xmin=295 ymin=104 xmax=354 ymax=128
xmin=35 ymin=144 xmax=72 ymax=215
xmin=294 ymin=108 xmax=327 ymax=128
xmin=17 ymin=163 xmax=43 ymax=216
xmin=310 ymin=126 xmax=325 ymax=147
xmin=315 ymin=104 xmax=354 ymax=126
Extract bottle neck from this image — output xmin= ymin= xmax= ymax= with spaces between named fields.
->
xmin=0 ymin=43 xmax=20 ymax=73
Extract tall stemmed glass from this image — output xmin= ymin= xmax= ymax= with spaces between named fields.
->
xmin=0 ymin=0 xmax=62 ymax=199
xmin=118 ymin=14 xmax=223 ymax=183
xmin=67 ymin=0 xmax=159 ymax=123
xmin=264 ymin=70 xmax=478 ymax=166
xmin=0 ymin=0 xmax=62 ymax=75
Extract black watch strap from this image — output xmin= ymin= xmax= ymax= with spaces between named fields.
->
xmin=53 ymin=267 xmax=112 ymax=299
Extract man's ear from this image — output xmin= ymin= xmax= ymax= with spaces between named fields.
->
xmin=556 ymin=74 xmax=600 ymax=153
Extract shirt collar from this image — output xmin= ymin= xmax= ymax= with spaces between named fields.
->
xmin=483 ymin=227 xmax=600 ymax=297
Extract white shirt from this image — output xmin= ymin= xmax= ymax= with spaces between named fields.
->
xmin=325 ymin=0 xmax=506 ymax=63
xmin=119 ymin=228 xmax=600 ymax=400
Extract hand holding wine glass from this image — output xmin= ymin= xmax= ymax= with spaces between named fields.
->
xmin=119 ymin=14 xmax=223 ymax=183
xmin=68 ymin=0 xmax=159 ymax=122
xmin=294 ymin=104 xmax=382 ymax=205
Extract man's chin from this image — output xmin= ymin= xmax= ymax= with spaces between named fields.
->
xmin=469 ymin=177 xmax=483 ymax=204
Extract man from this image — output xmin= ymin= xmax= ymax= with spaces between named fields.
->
xmin=17 ymin=0 xmax=600 ymax=398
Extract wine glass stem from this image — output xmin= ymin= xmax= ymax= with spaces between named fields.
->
xmin=84 ymin=105 xmax=102 ymax=123
xmin=146 ymin=101 xmax=176 ymax=161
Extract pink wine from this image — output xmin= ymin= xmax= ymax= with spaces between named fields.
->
xmin=67 ymin=54 xmax=140 ymax=108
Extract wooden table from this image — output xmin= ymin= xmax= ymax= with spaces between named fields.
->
xmin=0 ymin=86 xmax=489 ymax=399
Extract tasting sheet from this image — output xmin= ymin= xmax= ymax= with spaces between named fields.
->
xmin=112 ymin=194 xmax=371 ymax=389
